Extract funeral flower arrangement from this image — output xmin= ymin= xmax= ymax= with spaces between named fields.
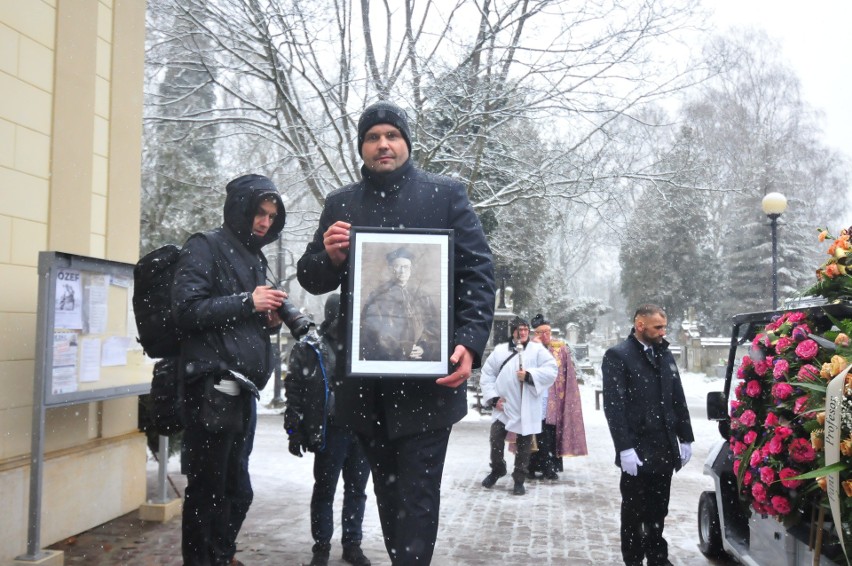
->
xmin=805 ymin=226 xmax=852 ymax=302
xmin=729 ymin=225 xmax=852 ymax=530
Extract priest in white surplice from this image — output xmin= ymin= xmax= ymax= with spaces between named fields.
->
xmin=479 ymin=316 xmax=557 ymax=495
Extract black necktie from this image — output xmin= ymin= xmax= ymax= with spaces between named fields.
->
xmin=645 ymin=347 xmax=655 ymax=366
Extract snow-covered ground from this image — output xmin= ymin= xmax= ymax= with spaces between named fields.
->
xmin=230 ymin=367 xmax=734 ymax=565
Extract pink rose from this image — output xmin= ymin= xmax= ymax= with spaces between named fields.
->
xmin=732 ymin=441 xmax=746 ymax=456
xmin=773 ymin=382 xmax=794 ymax=401
xmin=759 ymin=466 xmax=775 ymax=484
xmin=771 ymin=495 xmax=791 ymax=515
xmin=753 ymin=334 xmax=770 ymax=348
xmin=735 ymin=382 xmax=745 ymax=398
xmin=773 ymin=359 xmax=790 ymax=379
xmin=787 ymin=312 xmax=806 ymax=323
xmin=795 ymin=339 xmax=819 ymax=360
xmin=774 ymin=336 xmax=794 ymax=353
xmin=774 ymin=426 xmax=793 ymax=440
xmin=794 ymin=395 xmax=810 ymax=414
xmin=764 ymin=413 xmax=779 ymax=427
xmin=743 ymin=470 xmax=753 ymax=486
xmin=739 ymin=409 xmax=757 ymax=427
xmin=750 ymin=449 xmax=763 ymax=467
xmin=733 ymin=459 xmax=741 ymax=475
xmin=789 ymin=438 xmax=816 ymax=463
xmin=779 ymin=467 xmax=803 ymax=488
xmin=741 ymin=355 xmax=754 ymax=368
xmin=730 ymin=400 xmax=742 ymax=412
xmin=744 ymin=430 xmax=757 ymax=444
xmin=754 ymin=359 xmax=771 ymax=376
xmin=797 ymin=364 xmax=819 ymax=382
xmin=737 ymin=366 xmax=748 ymax=379
xmin=752 ymin=481 xmax=767 ymax=502
xmin=746 ymin=380 xmax=762 ymax=397
xmin=767 ymin=435 xmax=784 ymax=455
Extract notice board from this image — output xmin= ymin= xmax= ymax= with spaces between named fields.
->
xmin=36 ymin=251 xmax=150 ymax=407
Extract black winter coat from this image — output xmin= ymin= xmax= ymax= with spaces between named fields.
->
xmin=297 ymin=159 xmax=496 ymax=439
xmin=172 ymin=181 xmax=285 ymax=389
xmin=601 ymin=332 xmax=694 ymax=473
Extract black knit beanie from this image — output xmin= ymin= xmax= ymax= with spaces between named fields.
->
xmin=357 ymin=101 xmax=412 ymax=156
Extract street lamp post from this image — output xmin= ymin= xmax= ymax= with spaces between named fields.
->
xmin=762 ymin=192 xmax=788 ymax=310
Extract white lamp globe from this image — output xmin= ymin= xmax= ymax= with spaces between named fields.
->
xmin=761 ymin=192 xmax=788 ymax=216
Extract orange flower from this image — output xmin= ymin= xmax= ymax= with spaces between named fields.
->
xmin=839 ymin=234 xmax=851 ymax=249
xmin=818 ymin=477 xmax=828 ymax=491
xmin=817 ymin=412 xmax=826 ymax=425
xmin=841 ymin=436 xmax=852 ymax=457
xmin=825 ymin=263 xmax=840 ymax=278
xmin=836 ymin=333 xmax=851 ymax=347
xmin=821 ymin=363 xmax=834 ymax=380
xmin=828 ymin=243 xmax=838 ymax=256
xmin=830 ymin=355 xmax=849 ymax=377
xmin=811 ymin=431 xmax=824 ymax=451
xmin=843 ymin=481 xmax=852 ymax=498
xmin=819 ymin=230 xmax=829 ymax=242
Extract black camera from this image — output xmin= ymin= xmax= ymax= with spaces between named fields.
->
xmin=278 ymin=297 xmax=314 ymax=340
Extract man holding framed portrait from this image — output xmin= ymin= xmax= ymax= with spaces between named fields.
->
xmin=297 ymin=100 xmax=495 ymax=566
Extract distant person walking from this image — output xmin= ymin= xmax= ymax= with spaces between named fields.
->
xmin=480 ymin=317 xmax=557 ymax=495
xmin=528 ymin=314 xmax=587 ymax=480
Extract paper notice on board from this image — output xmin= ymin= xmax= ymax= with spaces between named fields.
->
xmin=55 ymin=269 xmax=83 ymax=329
xmin=53 ymin=331 xmax=78 ymax=367
xmin=52 ymin=331 xmax=78 ymax=393
xmin=111 ymin=274 xmax=132 ymax=288
xmin=84 ymin=274 xmax=109 ymax=334
xmin=79 ymin=337 xmax=101 ymax=382
xmin=52 ymin=366 xmax=77 ymax=394
xmin=101 ymin=336 xmax=131 ymax=366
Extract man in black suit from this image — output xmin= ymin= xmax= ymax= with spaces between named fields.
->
xmin=602 ymin=304 xmax=694 ymax=566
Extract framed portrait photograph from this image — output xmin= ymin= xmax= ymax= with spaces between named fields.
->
xmin=346 ymin=227 xmax=454 ymax=379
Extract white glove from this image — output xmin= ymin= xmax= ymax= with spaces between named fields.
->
xmin=680 ymin=442 xmax=693 ymax=466
xmin=213 ymin=378 xmax=240 ymax=396
xmin=619 ymin=448 xmax=643 ymax=476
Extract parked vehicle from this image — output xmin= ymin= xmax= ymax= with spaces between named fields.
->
xmin=698 ymin=300 xmax=852 ymax=566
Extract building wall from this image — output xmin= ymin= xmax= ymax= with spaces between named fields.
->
xmin=0 ymin=0 xmax=147 ymax=561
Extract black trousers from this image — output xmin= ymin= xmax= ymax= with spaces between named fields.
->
xmin=619 ymin=467 xmax=673 ymax=566
xmin=181 ymin=384 xmax=254 ymax=566
xmin=528 ymin=421 xmax=560 ymax=476
xmin=488 ymin=419 xmax=533 ymax=483
xmin=358 ymin=425 xmax=451 ymax=566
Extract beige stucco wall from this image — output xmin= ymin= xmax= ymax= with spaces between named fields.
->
xmin=0 ymin=0 xmax=148 ymax=562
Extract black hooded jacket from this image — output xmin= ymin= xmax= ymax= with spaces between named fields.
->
xmin=172 ymin=175 xmax=286 ymax=389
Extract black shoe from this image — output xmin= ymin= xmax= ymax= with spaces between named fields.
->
xmin=342 ymin=544 xmax=371 ymax=566
xmin=481 ymin=472 xmax=504 ymax=488
xmin=526 ymin=471 xmax=538 ymax=481
xmin=543 ymin=471 xmax=559 ymax=481
xmin=308 ymin=550 xmax=330 ymax=566
xmin=512 ymin=481 xmax=526 ymax=495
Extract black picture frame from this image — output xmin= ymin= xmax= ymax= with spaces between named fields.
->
xmin=346 ymin=227 xmax=454 ymax=378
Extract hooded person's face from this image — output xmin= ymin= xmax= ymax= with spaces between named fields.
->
xmin=252 ymin=199 xmax=279 ymax=239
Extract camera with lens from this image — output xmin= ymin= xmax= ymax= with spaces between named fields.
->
xmin=278 ymin=297 xmax=314 ymax=340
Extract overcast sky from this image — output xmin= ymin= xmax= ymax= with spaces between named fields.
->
xmin=709 ymin=0 xmax=852 ymax=160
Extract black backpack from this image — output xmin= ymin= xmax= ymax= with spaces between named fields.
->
xmin=133 ymin=243 xmax=185 ymax=436
xmin=133 ymin=244 xmax=182 ymax=359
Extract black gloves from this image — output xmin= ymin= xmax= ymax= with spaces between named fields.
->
xmin=288 ymin=433 xmax=308 ymax=457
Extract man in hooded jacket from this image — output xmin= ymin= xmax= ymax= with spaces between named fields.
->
xmin=297 ymin=100 xmax=495 ymax=565
xmin=172 ymin=173 xmax=309 ymax=566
